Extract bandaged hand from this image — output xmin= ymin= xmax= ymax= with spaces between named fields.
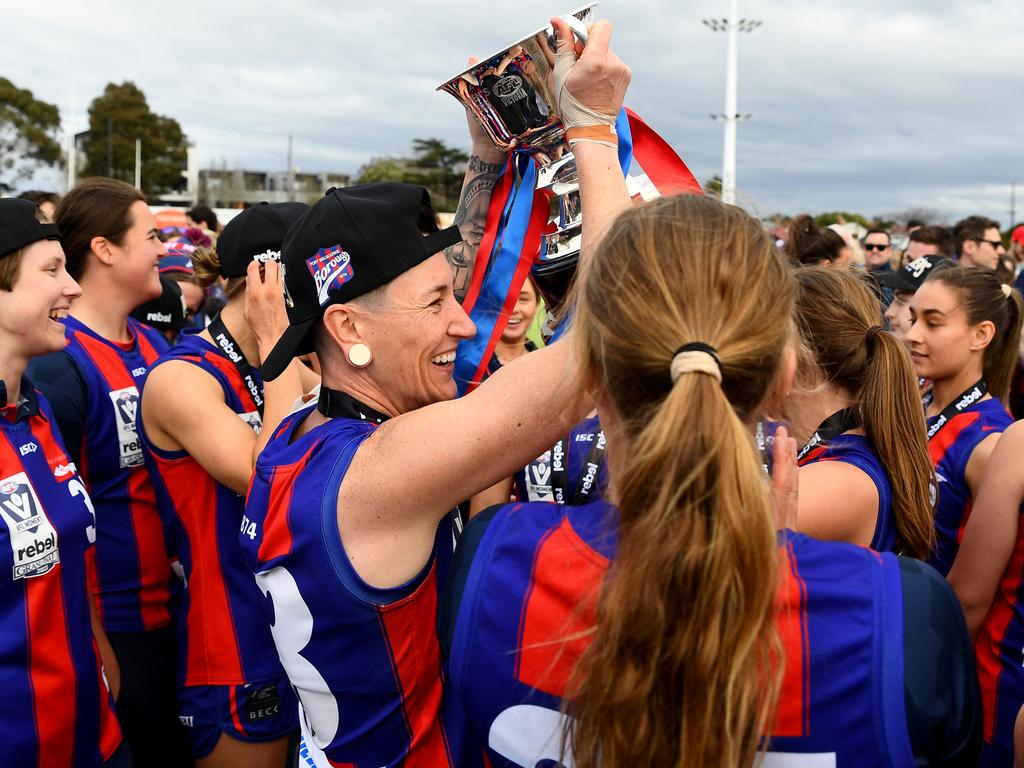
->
xmin=549 ymin=17 xmax=631 ymax=148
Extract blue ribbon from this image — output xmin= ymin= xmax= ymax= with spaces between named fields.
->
xmin=549 ymin=109 xmax=633 ymax=345
xmin=455 ymin=110 xmax=635 ymax=388
xmin=454 ymin=151 xmax=538 ymax=394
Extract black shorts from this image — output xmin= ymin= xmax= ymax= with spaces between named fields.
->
xmin=108 ymin=625 xmax=193 ymax=768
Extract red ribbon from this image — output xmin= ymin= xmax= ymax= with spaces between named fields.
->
xmin=625 ymin=107 xmax=703 ymax=196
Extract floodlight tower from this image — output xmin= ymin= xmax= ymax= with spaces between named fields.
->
xmin=704 ymin=0 xmax=761 ymax=205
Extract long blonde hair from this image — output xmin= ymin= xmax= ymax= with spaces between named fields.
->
xmin=568 ymin=195 xmax=793 ymax=766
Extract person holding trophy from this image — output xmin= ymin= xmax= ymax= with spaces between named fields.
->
xmin=237 ymin=13 xmax=631 ymax=768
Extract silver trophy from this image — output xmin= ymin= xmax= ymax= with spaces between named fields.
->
xmin=438 ymin=4 xmax=597 ymax=266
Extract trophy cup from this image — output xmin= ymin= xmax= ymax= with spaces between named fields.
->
xmin=438 ymin=4 xmax=598 ymax=307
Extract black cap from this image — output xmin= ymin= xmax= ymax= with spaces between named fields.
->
xmin=877 ymin=256 xmax=958 ymax=294
xmin=260 ymin=183 xmax=461 ymax=380
xmin=0 ymin=198 xmax=61 ymax=259
xmin=216 ymin=202 xmax=310 ymax=278
xmin=131 ymin=275 xmax=189 ymax=331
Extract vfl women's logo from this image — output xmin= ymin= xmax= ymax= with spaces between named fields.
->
xmin=108 ymin=386 xmax=144 ymax=468
xmin=0 ymin=472 xmax=60 ymax=580
xmin=306 ymin=245 xmax=354 ymax=307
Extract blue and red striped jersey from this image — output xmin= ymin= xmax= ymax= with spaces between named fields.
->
xmin=240 ymin=406 xmax=459 ymax=767
xmin=927 ymin=398 xmax=1012 ymax=576
xmin=56 ymin=316 xmax=176 ymax=633
xmin=975 ymin=501 xmax=1024 ymax=764
xmin=798 ymin=433 xmax=896 ymax=553
xmin=0 ymin=381 xmax=122 ymax=767
xmin=443 ymin=501 xmax=915 ymax=767
xmin=514 ymin=415 xmax=608 ymax=503
xmin=142 ymin=331 xmax=283 ymax=687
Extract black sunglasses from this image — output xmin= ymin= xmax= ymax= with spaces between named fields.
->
xmin=975 ymin=238 xmax=1004 ymax=248
xmin=863 ymin=243 xmax=890 ymax=251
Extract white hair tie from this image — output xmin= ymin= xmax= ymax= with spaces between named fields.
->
xmin=1002 ymin=283 xmax=1012 ymax=299
xmin=670 ymin=342 xmax=722 ymax=384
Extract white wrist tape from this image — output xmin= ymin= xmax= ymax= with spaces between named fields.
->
xmin=552 ymin=49 xmax=617 ymax=131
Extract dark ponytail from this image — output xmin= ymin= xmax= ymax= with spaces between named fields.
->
xmin=785 ymin=215 xmax=846 ymax=267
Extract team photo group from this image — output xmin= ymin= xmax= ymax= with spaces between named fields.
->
xmin=2 ymin=6 xmax=1023 ymax=768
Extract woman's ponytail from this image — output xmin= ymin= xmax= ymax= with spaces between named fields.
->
xmin=568 ymin=195 xmax=793 ymax=766
xmin=793 ymin=267 xmax=935 ymax=559
xmin=988 ymin=287 xmax=1023 ymax=404
xmin=860 ymin=328 xmax=935 ymax=559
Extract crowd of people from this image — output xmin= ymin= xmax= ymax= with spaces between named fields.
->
xmin=4 ymin=17 xmax=1024 ymax=768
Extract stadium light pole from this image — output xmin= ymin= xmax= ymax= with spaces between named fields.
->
xmin=704 ymin=1 xmax=761 ymax=205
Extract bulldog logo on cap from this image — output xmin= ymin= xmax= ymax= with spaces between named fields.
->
xmin=306 ymin=245 xmax=354 ymax=306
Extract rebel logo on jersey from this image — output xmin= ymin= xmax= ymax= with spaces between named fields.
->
xmin=306 ymin=245 xmax=354 ymax=307
xmin=108 ymin=386 xmax=144 ymax=468
xmin=0 ymin=472 xmax=61 ymax=579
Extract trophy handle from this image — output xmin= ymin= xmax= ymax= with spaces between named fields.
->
xmin=561 ymin=13 xmax=589 ymax=46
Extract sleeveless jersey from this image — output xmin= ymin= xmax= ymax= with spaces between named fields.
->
xmin=975 ymin=501 xmax=1024 ymax=764
xmin=444 ymin=501 xmax=914 ymax=768
xmin=799 ymin=433 xmax=897 ymax=553
xmin=514 ymin=415 xmax=608 ymax=503
xmin=927 ymin=398 xmax=1012 ymax=576
xmin=0 ymin=382 xmax=122 ymax=767
xmin=143 ymin=331 xmax=283 ymax=687
xmin=240 ymin=406 xmax=459 ymax=767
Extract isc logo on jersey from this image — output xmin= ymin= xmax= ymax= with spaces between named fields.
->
xmin=306 ymin=245 xmax=354 ymax=307
xmin=108 ymin=386 xmax=144 ymax=468
xmin=0 ymin=472 xmax=60 ymax=580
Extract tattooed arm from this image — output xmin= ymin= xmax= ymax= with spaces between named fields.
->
xmin=446 ymin=140 xmax=505 ymax=301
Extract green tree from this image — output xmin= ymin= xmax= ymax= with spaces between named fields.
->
xmin=411 ymin=137 xmax=468 ymax=210
xmin=354 ymin=157 xmax=409 ymax=185
xmin=703 ymin=174 xmax=722 ymax=198
xmin=0 ymin=77 xmax=61 ymax=190
xmin=82 ymin=82 xmax=187 ymax=195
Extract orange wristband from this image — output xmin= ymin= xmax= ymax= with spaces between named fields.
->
xmin=565 ymin=124 xmax=618 ymax=144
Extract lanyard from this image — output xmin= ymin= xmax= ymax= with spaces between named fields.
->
xmin=208 ymin=315 xmax=264 ymax=417
xmin=316 ymin=386 xmax=390 ymax=425
xmin=797 ymin=408 xmax=861 ymax=462
xmin=926 ymin=379 xmax=987 ymax=441
xmin=550 ymin=426 xmax=607 ymax=505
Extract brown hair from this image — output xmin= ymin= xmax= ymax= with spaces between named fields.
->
xmin=793 ymin=267 xmax=935 ymax=559
xmin=0 ymin=207 xmax=53 ymax=291
xmin=786 ymin=215 xmax=847 ymax=266
xmin=56 ymin=177 xmax=145 ymax=280
xmin=953 ymin=215 xmax=1001 ymax=255
xmin=568 ymin=195 xmax=792 ymax=767
xmin=925 ymin=267 xmax=1024 ymax=404
xmin=188 ymin=244 xmax=245 ymax=302
xmin=909 ymin=225 xmax=953 ymax=257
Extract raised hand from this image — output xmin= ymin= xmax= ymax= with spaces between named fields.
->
xmin=244 ymin=259 xmax=290 ymax=363
xmin=549 ymin=17 xmax=631 ymax=128
xmin=770 ymin=425 xmax=799 ymax=531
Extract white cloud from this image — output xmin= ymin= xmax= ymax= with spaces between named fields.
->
xmin=4 ymin=0 xmax=1022 ymax=224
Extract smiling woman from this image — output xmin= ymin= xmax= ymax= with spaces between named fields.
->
xmin=27 ymin=178 xmax=194 ymax=767
xmin=0 ymin=198 xmax=128 ymax=767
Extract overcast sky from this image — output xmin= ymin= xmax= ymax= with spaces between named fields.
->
xmin=4 ymin=0 xmax=1022 ymax=224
